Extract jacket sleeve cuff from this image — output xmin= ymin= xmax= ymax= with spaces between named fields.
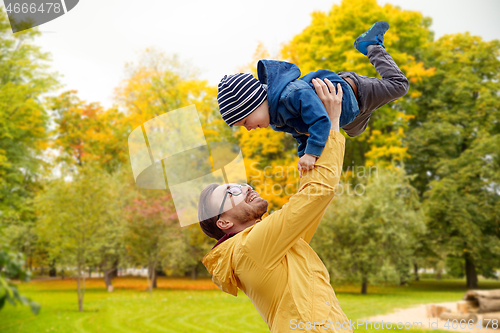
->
xmin=304 ymin=141 xmax=325 ymax=157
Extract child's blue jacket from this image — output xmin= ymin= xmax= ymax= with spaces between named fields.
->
xmin=257 ymin=60 xmax=359 ymax=157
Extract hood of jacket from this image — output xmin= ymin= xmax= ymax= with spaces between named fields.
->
xmin=202 ymin=234 xmax=241 ymax=297
xmin=257 ymin=60 xmax=301 ymax=125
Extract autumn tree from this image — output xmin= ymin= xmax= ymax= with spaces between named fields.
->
xmin=114 ymin=48 xmax=228 ymax=144
xmin=35 ymin=165 xmax=127 ymax=311
xmin=49 ymin=91 xmax=129 ymax=173
xmin=405 ymin=33 xmax=500 ymax=288
xmin=115 ymin=49 xmax=228 ymax=268
xmin=123 ymin=193 xmax=178 ymax=292
xmin=46 ymin=90 xmax=134 ymax=288
xmin=312 ymin=167 xmax=425 ymax=294
xmin=0 ymin=7 xmax=58 ymax=268
xmin=162 ymin=223 xmax=214 ymax=279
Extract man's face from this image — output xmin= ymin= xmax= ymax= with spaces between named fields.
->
xmin=233 ymin=99 xmax=270 ymax=131
xmin=210 ymin=183 xmax=268 ymax=226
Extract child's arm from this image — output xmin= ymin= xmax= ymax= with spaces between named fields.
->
xmin=292 ymin=132 xmax=308 ymax=157
xmin=289 ymin=90 xmax=331 ymax=158
xmin=292 ymin=80 xmax=343 ymax=177
xmin=292 ymin=133 xmax=313 ymax=177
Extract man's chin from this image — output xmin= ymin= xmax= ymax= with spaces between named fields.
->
xmin=245 ymin=196 xmax=269 ymax=221
xmin=256 ymin=199 xmax=269 ymax=216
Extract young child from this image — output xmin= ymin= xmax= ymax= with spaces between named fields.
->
xmin=217 ymin=21 xmax=409 ymax=174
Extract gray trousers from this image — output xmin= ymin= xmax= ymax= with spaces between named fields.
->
xmin=338 ymin=45 xmax=409 ymax=137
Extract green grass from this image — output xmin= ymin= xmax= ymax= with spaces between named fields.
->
xmin=1 ymin=277 xmax=499 ymax=333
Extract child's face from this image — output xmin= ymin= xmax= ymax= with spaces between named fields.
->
xmin=233 ymin=99 xmax=270 ymax=131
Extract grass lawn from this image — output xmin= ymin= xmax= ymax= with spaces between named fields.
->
xmin=1 ymin=277 xmax=499 ymax=333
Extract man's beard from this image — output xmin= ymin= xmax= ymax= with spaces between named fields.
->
xmin=234 ymin=198 xmax=268 ymax=223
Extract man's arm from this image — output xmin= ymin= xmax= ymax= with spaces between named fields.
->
xmin=244 ymin=80 xmax=343 ymax=268
xmin=300 ymin=79 xmax=343 ymax=243
xmin=243 ymin=130 xmax=345 ymax=269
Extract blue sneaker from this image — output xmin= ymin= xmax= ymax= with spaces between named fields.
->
xmin=354 ymin=21 xmax=389 ymax=55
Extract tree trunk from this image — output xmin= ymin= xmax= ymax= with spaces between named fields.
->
xmin=147 ymin=261 xmax=157 ymax=293
xmin=436 ymin=268 xmax=442 ymax=280
xmin=88 ymin=266 xmax=92 ymax=278
xmin=82 ymin=274 xmax=86 ymax=307
xmin=111 ymin=258 xmax=119 ymax=278
xmin=191 ymin=264 xmax=198 ymax=280
xmin=361 ymin=277 xmax=368 ymax=295
xmin=77 ymin=277 xmax=82 ymax=312
xmin=104 ymin=268 xmax=114 ymax=292
xmin=49 ymin=260 xmax=56 ymax=277
xmin=400 ymin=276 xmax=406 ymax=286
xmin=152 ymin=270 xmax=157 ymax=289
xmin=414 ymin=263 xmax=419 ymax=281
xmin=465 ymin=253 xmax=478 ymax=289
xmin=146 ymin=273 xmax=151 ymax=294
xmin=77 ymin=267 xmax=84 ymax=312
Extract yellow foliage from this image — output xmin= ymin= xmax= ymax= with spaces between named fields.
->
xmin=236 ymin=41 xmax=273 ymax=75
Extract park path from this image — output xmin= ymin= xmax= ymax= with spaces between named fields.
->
xmin=365 ymin=302 xmax=499 ymax=332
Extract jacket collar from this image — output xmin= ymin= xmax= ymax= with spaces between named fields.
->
xmin=212 ymin=229 xmax=244 ymax=250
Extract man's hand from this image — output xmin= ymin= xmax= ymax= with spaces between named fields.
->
xmin=312 ymin=78 xmax=342 ymax=131
xmin=297 ymin=153 xmax=317 ymax=178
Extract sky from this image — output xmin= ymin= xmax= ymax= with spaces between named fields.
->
xmin=2 ymin=0 xmax=499 ymax=108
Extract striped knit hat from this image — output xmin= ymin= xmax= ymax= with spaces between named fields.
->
xmin=217 ymin=73 xmax=267 ymax=126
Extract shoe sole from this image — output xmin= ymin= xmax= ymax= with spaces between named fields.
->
xmin=354 ymin=21 xmax=389 ymax=55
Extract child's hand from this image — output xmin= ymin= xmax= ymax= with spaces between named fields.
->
xmin=297 ymin=154 xmax=318 ymax=178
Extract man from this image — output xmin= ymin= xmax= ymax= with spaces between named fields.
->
xmin=198 ymin=78 xmax=352 ymax=333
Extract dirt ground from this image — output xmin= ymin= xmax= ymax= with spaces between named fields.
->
xmin=365 ymin=302 xmax=499 ymax=332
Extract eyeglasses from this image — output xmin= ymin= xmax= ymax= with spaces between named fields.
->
xmin=217 ymin=183 xmax=252 ymax=221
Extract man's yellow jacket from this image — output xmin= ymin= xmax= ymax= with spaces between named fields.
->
xmin=203 ymin=131 xmax=352 ymax=333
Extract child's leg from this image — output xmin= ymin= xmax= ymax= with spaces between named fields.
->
xmin=361 ymin=44 xmax=409 ymax=112
xmin=339 ymin=46 xmax=409 ymax=137
xmin=338 ymin=23 xmax=409 ymax=137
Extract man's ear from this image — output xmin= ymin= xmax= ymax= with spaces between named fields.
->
xmin=216 ymin=219 xmax=233 ymax=231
